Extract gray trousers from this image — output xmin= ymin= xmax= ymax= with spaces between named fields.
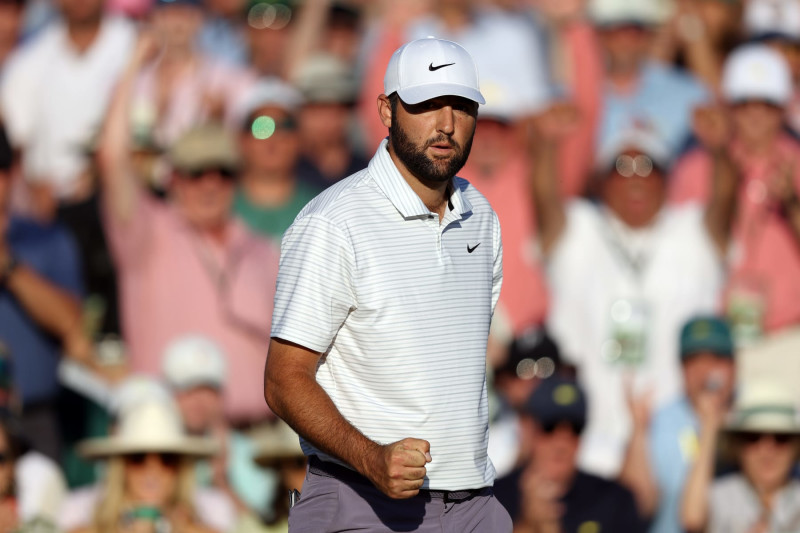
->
xmin=289 ymin=461 xmax=512 ymax=533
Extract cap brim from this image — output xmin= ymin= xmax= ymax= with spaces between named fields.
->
xmin=79 ymin=437 xmax=218 ymax=459
xmin=398 ymin=84 xmax=486 ymax=105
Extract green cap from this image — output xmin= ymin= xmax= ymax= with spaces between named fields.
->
xmin=680 ymin=316 xmax=734 ymax=360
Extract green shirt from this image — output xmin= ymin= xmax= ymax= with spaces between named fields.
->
xmin=233 ymin=182 xmax=319 ymax=241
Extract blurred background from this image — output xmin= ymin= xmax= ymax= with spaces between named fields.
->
xmin=0 ymin=0 xmax=800 ymax=531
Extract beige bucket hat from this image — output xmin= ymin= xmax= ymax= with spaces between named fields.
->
xmin=251 ymin=420 xmax=304 ymax=468
xmin=724 ymin=382 xmax=800 ymax=435
xmin=79 ymin=401 xmax=218 ymax=459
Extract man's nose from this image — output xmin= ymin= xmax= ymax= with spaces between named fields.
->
xmin=436 ymin=106 xmax=455 ymax=135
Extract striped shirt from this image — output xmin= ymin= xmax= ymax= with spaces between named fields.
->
xmin=271 ymin=139 xmax=502 ymax=490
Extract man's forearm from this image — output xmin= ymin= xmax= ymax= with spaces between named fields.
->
xmin=264 ymin=353 xmax=381 ymax=477
xmin=704 ymin=150 xmax=739 ymax=256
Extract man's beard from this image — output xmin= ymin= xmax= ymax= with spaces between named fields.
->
xmin=389 ymin=119 xmax=474 ymax=185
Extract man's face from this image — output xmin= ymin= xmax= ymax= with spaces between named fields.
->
xmin=171 ymin=167 xmax=235 ymax=231
xmin=601 ymin=149 xmax=666 ymax=228
xmin=739 ymin=433 xmax=798 ymax=492
xmin=730 ymin=100 xmax=784 ymax=147
xmin=468 ymin=118 xmax=516 ymax=176
xmin=56 ymin=0 xmax=103 ymax=25
xmin=383 ymin=94 xmax=478 ymax=186
xmin=599 ymin=25 xmax=652 ymax=75
xmin=298 ymin=103 xmax=350 ymax=148
xmin=682 ymin=352 xmax=735 ymax=405
xmin=240 ymin=105 xmax=301 ymax=176
xmin=151 ymin=4 xmax=203 ymax=50
xmin=174 ymin=385 xmax=224 ymax=435
xmin=529 ymin=419 xmax=581 ymax=485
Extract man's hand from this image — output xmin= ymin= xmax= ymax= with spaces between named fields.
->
xmin=696 ymin=386 xmax=727 ymax=432
xmin=364 ymin=437 xmax=432 ymax=499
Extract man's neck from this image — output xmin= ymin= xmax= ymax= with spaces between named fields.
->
xmin=66 ymin=18 xmax=102 ymax=54
xmin=241 ymin=170 xmax=296 ymax=208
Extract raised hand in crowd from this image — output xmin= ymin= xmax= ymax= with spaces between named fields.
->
xmin=619 ymin=376 xmax=659 ymax=518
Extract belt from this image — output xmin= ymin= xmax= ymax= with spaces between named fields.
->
xmin=308 ymin=456 xmax=488 ymax=502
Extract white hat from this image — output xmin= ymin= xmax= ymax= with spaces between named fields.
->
xmin=235 ymin=77 xmax=304 ymax=126
xmin=744 ymin=0 xmax=800 ymax=41
xmin=250 ymin=420 xmax=305 ymax=467
xmin=294 ymin=53 xmax=357 ymax=105
xmin=79 ymin=401 xmax=218 ymax=458
xmin=108 ymin=375 xmax=173 ymax=417
xmin=479 ymin=77 xmax=524 ymax=123
xmin=722 ymin=44 xmax=793 ymax=106
xmin=589 ymin=0 xmax=673 ymax=27
xmin=596 ymin=120 xmax=672 ymax=172
xmin=384 ymin=37 xmax=485 ymax=105
xmin=725 ymin=382 xmax=800 ymax=434
xmin=162 ymin=335 xmax=227 ymax=390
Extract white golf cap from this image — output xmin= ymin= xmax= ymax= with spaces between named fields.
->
xmin=589 ymin=0 xmax=672 ymax=27
xmin=722 ymin=44 xmax=793 ymax=106
xmin=384 ymin=37 xmax=485 ymax=105
xmin=162 ymin=335 xmax=227 ymax=390
xmin=597 ymin=120 xmax=672 ymax=172
xmin=744 ymin=0 xmax=800 ymax=41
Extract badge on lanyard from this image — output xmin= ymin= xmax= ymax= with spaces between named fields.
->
xmin=602 ymin=298 xmax=650 ymax=367
xmin=726 ymin=275 xmax=766 ymax=349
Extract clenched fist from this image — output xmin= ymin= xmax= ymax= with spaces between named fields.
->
xmin=364 ymin=438 xmax=432 ymax=499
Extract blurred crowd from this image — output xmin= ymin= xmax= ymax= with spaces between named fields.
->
xmin=0 ymin=0 xmax=800 ymax=531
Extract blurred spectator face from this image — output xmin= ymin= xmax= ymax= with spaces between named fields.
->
xmin=124 ymin=453 xmax=181 ymax=506
xmin=171 ymin=167 xmax=235 ymax=230
xmin=174 ymin=386 xmax=223 ymax=435
xmin=247 ymin=26 xmax=289 ymax=76
xmin=241 ymin=105 xmax=301 ymax=175
xmin=529 ymin=420 xmax=581 ymax=484
xmin=56 ymin=0 xmax=103 ymax=25
xmin=470 ymin=119 xmax=516 ymax=174
xmin=298 ymin=103 xmax=349 ymax=148
xmin=737 ymin=433 xmax=798 ymax=492
xmin=151 ymin=4 xmax=203 ymax=51
xmin=0 ymin=428 xmax=13 ymax=498
xmin=682 ymin=352 xmax=735 ymax=404
xmin=205 ymin=0 xmax=244 ymax=18
xmin=599 ymin=25 xmax=651 ymax=75
xmin=601 ymin=149 xmax=666 ymax=227
xmin=730 ymin=100 xmax=784 ymax=146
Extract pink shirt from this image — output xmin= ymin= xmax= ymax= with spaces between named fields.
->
xmin=461 ymin=155 xmax=548 ymax=334
xmin=104 ymin=196 xmax=280 ymax=422
xmin=669 ymin=135 xmax=800 ymax=331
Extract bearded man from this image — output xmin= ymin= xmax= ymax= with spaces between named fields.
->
xmin=263 ymin=37 xmax=512 ymax=532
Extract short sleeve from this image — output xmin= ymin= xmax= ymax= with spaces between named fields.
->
xmin=271 ymin=215 xmax=357 ymax=353
xmin=46 ymin=228 xmax=84 ymax=298
xmin=491 ymin=210 xmax=503 ymax=316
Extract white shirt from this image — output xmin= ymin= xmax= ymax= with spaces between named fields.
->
xmin=271 ymin=139 xmax=503 ymax=491
xmin=15 ymin=451 xmax=66 ymax=522
xmin=1 ymin=17 xmax=135 ymax=197
xmin=546 ymin=200 xmax=723 ymax=476
xmin=710 ymin=475 xmax=800 ymax=533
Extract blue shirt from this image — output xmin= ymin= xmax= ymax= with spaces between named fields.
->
xmin=649 ymin=397 xmax=700 ymax=533
xmin=0 ymin=216 xmax=83 ymax=404
xmin=599 ymin=62 xmax=710 ymax=159
xmin=197 ymin=19 xmax=249 ymax=68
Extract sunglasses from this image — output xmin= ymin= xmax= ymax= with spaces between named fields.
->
xmin=540 ymin=420 xmax=585 ymax=436
xmin=738 ymin=432 xmax=795 ymax=445
xmin=182 ymin=167 xmax=238 ymax=181
xmin=614 ymin=154 xmax=657 ymax=178
xmin=124 ymin=452 xmax=182 ymax=468
xmin=249 ymin=115 xmax=297 ymax=140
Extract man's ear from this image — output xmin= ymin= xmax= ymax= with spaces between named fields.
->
xmin=377 ymin=94 xmax=392 ymax=128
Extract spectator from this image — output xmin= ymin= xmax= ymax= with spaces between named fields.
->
xmin=0 ymin=124 xmax=91 ymax=460
xmin=99 ymin=34 xmax=281 ymax=424
xmin=162 ymin=335 xmax=276 ymax=520
xmin=0 ymin=0 xmax=135 ymax=201
xmin=233 ymin=78 xmax=320 ymax=241
xmin=235 ymin=420 xmax=306 ymax=533
xmin=245 ymin=0 xmax=294 ymax=78
xmin=591 ymin=0 xmax=710 ymax=160
xmin=198 ymin=0 xmax=249 ymax=67
xmin=531 ymin=109 xmax=735 ymax=476
xmin=71 ymin=401 xmax=221 ymax=533
xmin=460 ymin=76 xmax=549 ymax=351
xmin=58 ymin=376 xmax=236 ymax=533
xmin=681 ymin=382 xmax=800 ymax=533
xmin=0 ymin=0 xmax=24 ymax=74
xmin=619 ymin=316 xmax=736 ymax=532
xmin=670 ymin=44 xmax=800 ymax=342
xmin=293 ymin=53 xmax=368 ymax=190
xmin=498 ymin=376 xmax=647 ymax=532
xmin=129 ymin=0 xmax=254 ymax=150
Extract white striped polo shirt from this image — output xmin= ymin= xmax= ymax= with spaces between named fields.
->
xmin=271 ymin=139 xmax=503 ymax=490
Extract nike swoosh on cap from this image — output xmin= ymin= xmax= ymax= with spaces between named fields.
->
xmin=429 ymin=62 xmax=455 ymax=71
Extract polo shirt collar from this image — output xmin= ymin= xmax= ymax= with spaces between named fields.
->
xmin=368 ymin=139 xmax=473 ymax=219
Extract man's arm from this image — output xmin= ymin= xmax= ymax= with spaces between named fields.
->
xmin=264 ymin=337 xmax=431 ymax=499
xmin=0 ymin=249 xmax=90 ymax=362
xmin=694 ymin=106 xmax=738 ymax=256
xmin=618 ymin=382 xmax=659 ymax=518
